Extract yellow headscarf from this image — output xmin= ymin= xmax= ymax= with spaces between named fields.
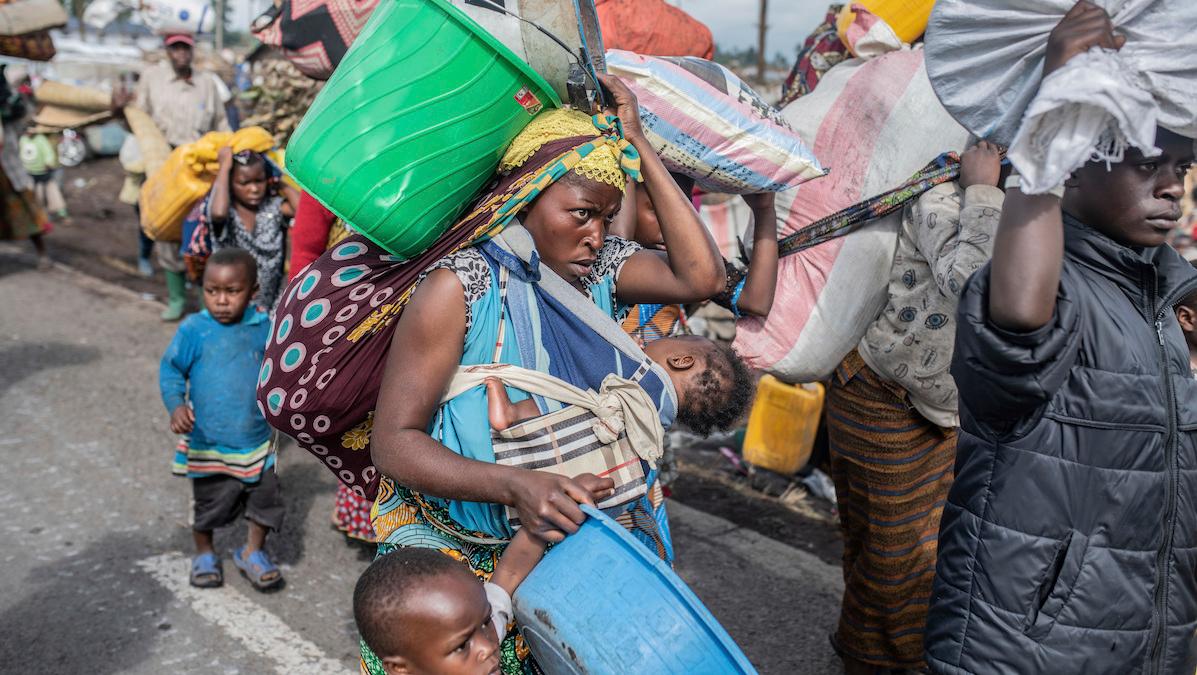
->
xmin=498 ymin=109 xmax=642 ymax=193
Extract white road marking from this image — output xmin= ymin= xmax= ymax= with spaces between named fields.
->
xmin=137 ymin=552 xmax=351 ymax=674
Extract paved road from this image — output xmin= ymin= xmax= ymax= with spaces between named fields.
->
xmin=0 ymin=245 xmax=843 ymax=674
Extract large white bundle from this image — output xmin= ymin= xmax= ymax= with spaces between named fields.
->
xmin=84 ymin=0 xmax=214 ymax=35
xmin=925 ymin=0 xmax=1197 ymax=194
xmin=729 ymin=47 xmax=970 ymax=383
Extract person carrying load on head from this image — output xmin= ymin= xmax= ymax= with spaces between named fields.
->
xmin=925 ymin=3 xmax=1197 ymax=673
xmin=202 ymin=146 xmax=301 ymax=312
xmin=112 ymin=33 xmax=231 ymax=322
xmin=825 ymin=139 xmax=1007 ymax=674
xmin=260 ymin=74 xmax=752 ymax=674
xmin=367 ymin=76 xmax=757 ymax=673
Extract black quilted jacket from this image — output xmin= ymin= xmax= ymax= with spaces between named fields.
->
xmin=927 ymin=216 xmax=1197 ymax=674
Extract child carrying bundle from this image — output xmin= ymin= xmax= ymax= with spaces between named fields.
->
xmin=925 ymin=3 xmax=1197 ymax=672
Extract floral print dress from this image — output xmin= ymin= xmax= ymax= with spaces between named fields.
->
xmin=208 ymin=193 xmax=290 ymax=311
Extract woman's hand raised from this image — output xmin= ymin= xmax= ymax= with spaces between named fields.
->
xmin=597 ymin=73 xmax=645 ymax=144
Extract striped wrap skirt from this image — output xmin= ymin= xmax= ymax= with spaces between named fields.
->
xmin=826 ymin=350 xmax=956 ymax=669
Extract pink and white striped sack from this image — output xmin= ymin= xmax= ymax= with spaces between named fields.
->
xmin=696 ymin=194 xmax=752 ymax=261
xmin=731 ymin=47 xmax=970 ymax=383
xmin=606 ymin=49 xmax=824 ymax=195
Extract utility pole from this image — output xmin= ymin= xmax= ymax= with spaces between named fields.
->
xmin=757 ymin=0 xmax=768 ymax=82
xmin=72 ymin=0 xmax=88 ymax=37
xmin=215 ymin=0 xmax=225 ymax=51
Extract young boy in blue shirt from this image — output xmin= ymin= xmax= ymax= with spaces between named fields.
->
xmin=160 ymin=247 xmax=284 ymax=590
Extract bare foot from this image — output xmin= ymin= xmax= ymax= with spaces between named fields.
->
xmin=486 ymin=377 xmax=518 ymax=431
xmin=485 ymin=378 xmax=540 ymax=431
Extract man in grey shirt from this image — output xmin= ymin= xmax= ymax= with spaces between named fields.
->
xmin=116 ymin=33 xmax=230 ymax=321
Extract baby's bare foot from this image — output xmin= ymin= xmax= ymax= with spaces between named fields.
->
xmin=485 ymin=378 xmax=516 ymax=431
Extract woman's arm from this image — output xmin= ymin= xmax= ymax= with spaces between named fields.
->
xmin=371 ymin=270 xmax=605 ymax=542
xmin=598 ymin=74 xmax=724 ymax=304
xmin=733 ymin=192 xmax=779 ymax=317
xmin=207 ymin=146 xmax=234 ymax=226
xmin=607 ymin=179 xmax=638 ymax=241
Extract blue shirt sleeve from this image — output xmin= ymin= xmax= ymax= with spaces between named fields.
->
xmin=159 ymin=322 xmax=197 ymax=413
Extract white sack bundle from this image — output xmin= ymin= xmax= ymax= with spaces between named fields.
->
xmin=925 ymin=0 xmax=1197 ymax=194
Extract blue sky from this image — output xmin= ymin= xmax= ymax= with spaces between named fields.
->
xmin=671 ymin=0 xmax=829 ymax=57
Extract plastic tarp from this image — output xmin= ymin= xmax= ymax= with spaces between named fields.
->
xmin=595 ymin=0 xmax=713 ymax=59
xmin=83 ymin=0 xmax=215 ymax=35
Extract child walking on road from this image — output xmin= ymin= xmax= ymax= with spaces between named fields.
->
xmin=159 ymin=248 xmax=285 ymax=591
xmin=926 ymin=3 xmax=1197 ymax=672
xmin=18 ymin=129 xmax=68 ymax=222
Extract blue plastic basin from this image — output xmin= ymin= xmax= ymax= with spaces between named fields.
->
xmin=513 ymin=505 xmax=758 ymax=674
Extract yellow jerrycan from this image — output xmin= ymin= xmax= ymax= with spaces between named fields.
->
xmin=742 ymin=375 xmax=825 ymax=475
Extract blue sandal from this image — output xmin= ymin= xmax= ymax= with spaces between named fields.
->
xmin=190 ymin=552 xmax=223 ymax=588
xmin=233 ymin=546 xmax=283 ymax=591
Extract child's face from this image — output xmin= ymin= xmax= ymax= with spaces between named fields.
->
xmin=633 ymin=188 xmax=665 ymax=250
xmin=231 ymin=162 xmax=269 ymax=209
xmin=1064 ymin=127 xmax=1194 ymax=248
xmin=381 ymin=571 xmax=501 ymax=675
xmin=202 ymin=263 xmax=256 ymax=324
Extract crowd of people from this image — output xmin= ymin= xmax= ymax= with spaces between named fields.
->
xmin=3 ymin=1 xmax=1197 ymax=673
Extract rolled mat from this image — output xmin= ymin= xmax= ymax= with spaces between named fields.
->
xmin=124 ymin=107 xmax=171 ymax=176
xmin=31 ymin=106 xmax=111 ymax=130
xmin=34 ymin=81 xmax=112 ymax=111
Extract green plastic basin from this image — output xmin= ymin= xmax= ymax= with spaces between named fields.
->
xmin=285 ymin=0 xmax=562 ymax=259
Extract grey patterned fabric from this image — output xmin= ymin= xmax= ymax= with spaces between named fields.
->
xmin=858 ymin=182 xmax=1004 ymax=427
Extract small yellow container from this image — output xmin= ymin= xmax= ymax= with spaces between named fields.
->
xmin=742 ymin=375 xmax=825 ymax=476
